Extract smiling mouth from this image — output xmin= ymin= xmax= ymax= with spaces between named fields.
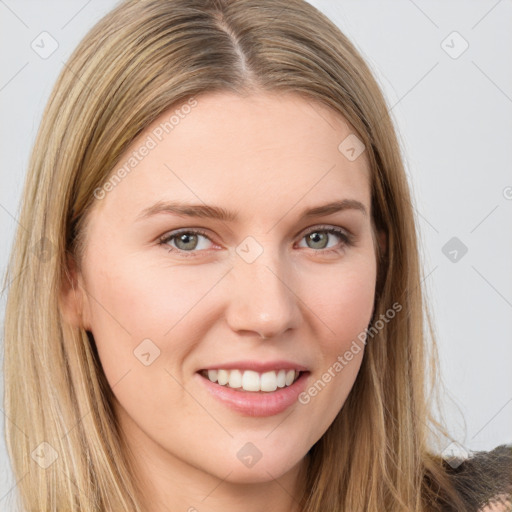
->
xmin=199 ymin=368 xmax=303 ymax=393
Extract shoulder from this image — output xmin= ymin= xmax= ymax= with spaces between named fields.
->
xmin=443 ymin=444 xmax=512 ymax=512
xmin=478 ymin=496 xmax=511 ymax=511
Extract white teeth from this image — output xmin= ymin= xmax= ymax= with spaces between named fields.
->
xmin=260 ymin=371 xmax=278 ymax=392
xmin=276 ymin=369 xmax=286 ymax=388
xmin=285 ymin=369 xmax=295 ymax=386
xmin=242 ymin=370 xmax=260 ymax=391
xmin=203 ymin=368 xmax=301 ymax=392
xmin=228 ymin=369 xmax=242 ymax=389
xmin=217 ymin=369 xmax=229 ymax=386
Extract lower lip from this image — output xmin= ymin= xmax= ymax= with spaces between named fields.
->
xmin=196 ymin=371 xmax=310 ymax=417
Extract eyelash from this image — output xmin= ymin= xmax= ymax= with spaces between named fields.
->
xmin=157 ymin=225 xmax=354 ymax=258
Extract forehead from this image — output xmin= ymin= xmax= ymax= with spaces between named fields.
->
xmin=90 ymin=91 xmax=371 ymax=225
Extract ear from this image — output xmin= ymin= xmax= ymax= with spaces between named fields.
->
xmin=59 ymin=254 xmax=91 ymax=330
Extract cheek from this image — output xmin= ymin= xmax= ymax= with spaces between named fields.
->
xmin=80 ymin=253 xmax=218 ymax=431
xmin=301 ymin=253 xmax=377 ymax=344
xmin=330 ymin=266 xmax=375 ymax=334
xmin=81 ymin=250 xmax=231 ymax=386
xmin=85 ymin=252 xmax=219 ymax=337
xmin=294 ymin=255 xmax=376 ymax=437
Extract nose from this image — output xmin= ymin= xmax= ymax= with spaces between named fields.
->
xmin=225 ymin=248 xmax=302 ymax=339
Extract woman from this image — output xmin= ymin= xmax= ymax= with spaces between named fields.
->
xmin=2 ymin=0 xmax=510 ymax=511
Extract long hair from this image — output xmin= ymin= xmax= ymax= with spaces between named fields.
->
xmin=2 ymin=0 xmax=468 ymax=510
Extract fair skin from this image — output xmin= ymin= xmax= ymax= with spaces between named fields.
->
xmin=62 ymin=91 xmax=383 ymax=512
xmin=479 ymin=497 xmax=511 ymax=512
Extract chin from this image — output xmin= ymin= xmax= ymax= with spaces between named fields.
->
xmin=208 ymin=449 xmax=306 ymax=485
xmin=221 ymin=463 xmax=300 ymax=485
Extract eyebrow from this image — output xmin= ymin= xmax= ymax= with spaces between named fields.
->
xmin=136 ymin=198 xmax=368 ymax=223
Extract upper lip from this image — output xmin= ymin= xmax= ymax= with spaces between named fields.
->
xmin=198 ymin=360 xmax=309 ymax=373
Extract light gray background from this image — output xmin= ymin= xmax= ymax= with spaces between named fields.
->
xmin=1 ymin=0 xmax=511 ymax=507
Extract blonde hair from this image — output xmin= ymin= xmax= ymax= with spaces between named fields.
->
xmin=3 ymin=0 xmax=468 ymax=510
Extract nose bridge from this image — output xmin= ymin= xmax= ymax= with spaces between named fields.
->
xmin=226 ymin=237 xmax=301 ymax=338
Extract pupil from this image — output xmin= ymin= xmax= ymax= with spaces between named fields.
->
xmin=309 ymin=232 xmax=327 ymax=249
xmin=177 ymin=233 xmax=197 ymax=250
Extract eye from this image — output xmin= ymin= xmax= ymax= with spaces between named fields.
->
xmin=297 ymin=225 xmax=353 ymax=253
xmin=158 ymin=229 xmax=215 ymax=257
xmin=157 ymin=225 xmax=354 ymax=258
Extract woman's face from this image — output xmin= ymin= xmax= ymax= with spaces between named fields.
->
xmin=70 ymin=92 xmax=379 ymax=490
